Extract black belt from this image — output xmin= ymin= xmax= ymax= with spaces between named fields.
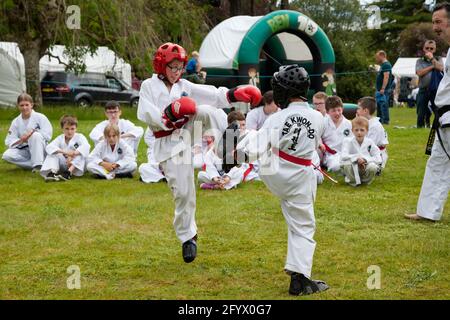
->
xmin=436 ymin=105 xmax=450 ymax=119
xmin=431 ymin=105 xmax=450 ymax=160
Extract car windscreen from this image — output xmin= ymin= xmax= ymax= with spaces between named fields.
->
xmin=75 ymin=73 xmax=107 ymax=87
xmin=41 ymin=72 xmax=67 ymax=85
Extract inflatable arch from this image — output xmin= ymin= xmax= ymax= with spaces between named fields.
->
xmin=199 ymin=10 xmax=335 ymax=95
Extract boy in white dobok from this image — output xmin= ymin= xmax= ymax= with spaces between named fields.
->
xmin=138 ymin=128 xmax=166 ymax=183
xmin=40 ymin=115 xmax=90 ymax=181
xmin=356 ymin=96 xmax=389 ymax=170
xmin=2 ymin=93 xmax=52 ymax=171
xmin=245 ymin=90 xmax=280 ymax=131
xmin=198 ymin=111 xmax=258 ymax=190
xmin=89 ymin=100 xmax=143 ymax=155
xmin=237 ymin=65 xmax=329 ymax=296
xmin=137 ymin=42 xmax=261 ymax=263
xmin=340 ymin=117 xmax=382 ymax=187
xmin=87 ymin=124 xmax=137 ymax=180
xmin=319 ymin=96 xmax=353 ymax=172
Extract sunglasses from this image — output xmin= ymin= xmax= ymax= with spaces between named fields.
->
xmin=425 ymin=47 xmax=435 ymax=51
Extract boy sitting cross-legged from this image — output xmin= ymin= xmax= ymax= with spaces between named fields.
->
xmin=356 ymin=96 xmax=389 ymax=170
xmin=87 ymin=124 xmax=137 ymax=180
xmin=340 ymin=116 xmax=382 ymax=187
xmin=319 ymin=95 xmax=353 ymax=173
xmin=40 ymin=115 xmax=90 ymax=181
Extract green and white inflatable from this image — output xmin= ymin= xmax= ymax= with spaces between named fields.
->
xmin=199 ymin=10 xmax=336 ymax=95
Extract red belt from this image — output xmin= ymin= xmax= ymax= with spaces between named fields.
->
xmin=379 ymin=146 xmax=386 ymax=151
xmin=323 ymin=143 xmax=337 ymax=155
xmin=272 ymin=148 xmax=312 ymax=166
xmin=154 ymin=130 xmax=175 ymax=138
xmin=243 ymin=163 xmax=254 ymax=182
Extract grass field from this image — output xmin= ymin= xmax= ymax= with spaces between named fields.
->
xmin=0 ymin=105 xmax=448 ymax=300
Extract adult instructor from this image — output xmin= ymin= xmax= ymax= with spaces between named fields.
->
xmin=406 ymin=2 xmax=450 ymax=222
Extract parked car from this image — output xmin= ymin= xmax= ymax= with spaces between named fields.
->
xmin=41 ymin=71 xmax=140 ymax=107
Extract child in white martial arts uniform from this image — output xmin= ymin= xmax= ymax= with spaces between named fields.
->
xmin=40 ymin=115 xmax=90 ymax=181
xmin=138 ymin=128 xmax=166 ymax=183
xmin=340 ymin=117 xmax=382 ymax=187
xmin=2 ymin=93 xmax=52 ymax=171
xmin=237 ymin=65 xmax=328 ymax=296
xmin=137 ymin=42 xmax=261 ymax=263
xmin=319 ymin=95 xmax=353 ymax=172
xmin=198 ymin=111 xmax=258 ymax=190
xmin=87 ymin=124 xmax=137 ymax=180
xmin=356 ymin=96 xmax=389 ymax=170
xmin=312 ymin=91 xmax=327 ymax=117
xmin=89 ymin=101 xmax=144 ymax=155
xmin=245 ymin=90 xmax=280 ymax=131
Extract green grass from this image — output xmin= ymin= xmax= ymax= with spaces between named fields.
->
xmin=0 ymin=106 xmax=448 ymax=300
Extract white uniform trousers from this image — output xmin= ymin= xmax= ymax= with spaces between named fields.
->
xmin=87 ymin=161 xmax=137 ymax=180
xmin=417 ymin=127 xmax=450 ymax=221
xmin=2 ymin=132 xmax=47 ymax=169
xmin=159 ymin=105 xmax=228 ymax=243
xmin=40 ymin=153 xmax=86 ymax=177
xmin=281 ymin=199 xmax=316 ymax=278
xmin=139 ymin=162 xmax=165 ymax=183
xmin=342 ymin=162 xmax=378 ymax=186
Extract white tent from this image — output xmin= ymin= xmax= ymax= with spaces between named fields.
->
xmin=0 ymin=42 xmax=132 ymax=107
xmin=392 ymin=58 xmax=420 ymax=79
xmin=199 ymin=15 xmax=312 ymax=70
xmin=392 ymin=57 xmax=447 ymax=79
xmin=39 ymin=45 xmax=132 ymax=86
xmin=0 ymin=42 xmax=26 ymax=106
xmin=199 ymin=16 xmax=261 ymax=69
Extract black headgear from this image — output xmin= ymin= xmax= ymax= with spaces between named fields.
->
xmin=271 ymin=65 xmax=310 ymax=109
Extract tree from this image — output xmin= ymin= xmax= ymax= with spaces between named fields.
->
xmin=398 ymin=22 xmax=447 ymax=57
xmin=0 ymin=0 xmax=210 ymax=105
xmin=290 ymin=0 xmax=374 ymax=101
xmin=368 ymin=0 xmax=433 ymax=59
xmin=0 ymin=0 xmax=67 ymax=106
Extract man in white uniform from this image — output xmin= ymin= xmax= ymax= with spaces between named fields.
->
xmin=137 ymin=43 xmax=261 ymax=263
xmin=406 ymin=3 xmax=450 ymax=222
xmin=237 ymin=65 xmax=328 ymax=296
xmin=3 ymin=93 xmax=52 ymax=171
xmin=89 ymin=101 xmax=144 ymax=155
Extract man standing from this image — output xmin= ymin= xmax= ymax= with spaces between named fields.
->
xmin=375 ymin=50 xmax=394 ymax=125
xmin=406 ymin=2 xmax=450 ymax=222
xmin=415 ymin=40 xmax=444 ymax=128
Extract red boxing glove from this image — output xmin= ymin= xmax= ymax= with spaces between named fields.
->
xmin=227 ymin=85 xmax=262 ymax=107
xmin=163 ymin=97 xmax=196 ymax=128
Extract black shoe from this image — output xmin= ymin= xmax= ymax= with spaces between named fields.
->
xmin=93 ymin=174 xmax=106 ymax=179
xmin=115 ymin=172 xmax=133 ymax=178
xmin=45 ymin=172 xmax=59 ymax=182
xmin=57 ymin=170 xmax=72 ymax=181
xmin=182 ymin=236 xmax=197 ymax=263
xmin=32 ymin=165 xmax=42 ymax=173
xmin=289 ymin=273 xmax=329 ymax=296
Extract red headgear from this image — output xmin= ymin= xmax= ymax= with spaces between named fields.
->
xmin=153 ymin=43 xmax=188 ymax=81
